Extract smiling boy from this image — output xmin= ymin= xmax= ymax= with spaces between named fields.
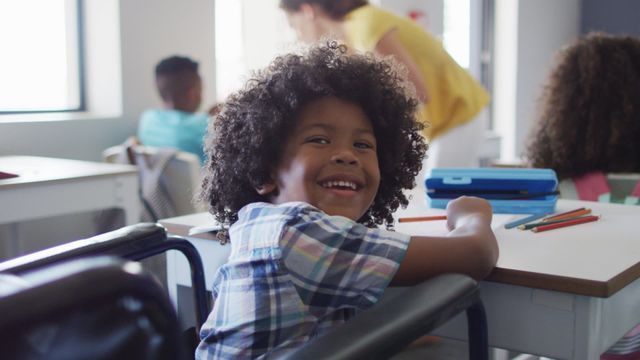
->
xmin=196 ymin=42 xmax=497 ymax=359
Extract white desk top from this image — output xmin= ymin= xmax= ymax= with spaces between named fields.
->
xmin=395 ymin=199 xmax=640 ymax=297
xmin=0 ymin=156 xmax=137 ymax=188
xmin=161 ymin=199 xmax=640 ymax=298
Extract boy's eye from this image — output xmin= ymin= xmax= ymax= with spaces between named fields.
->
xmin=354 ymin=141 xmax=374 ymax=149
xmin=306 ymin=137 xmax=329 ymax=144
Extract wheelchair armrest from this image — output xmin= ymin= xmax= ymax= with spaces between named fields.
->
xmin=0 ymin=223 xmax=166 ymax=275
xmin=283 ymin=273 xmax=481 ymax=360
xmin=0 ymin=256 xmax=182 ymax=360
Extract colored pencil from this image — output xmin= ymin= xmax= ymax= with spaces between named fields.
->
xmin=531 ymin=215 xmax=600 ymax=233
xmin=544 ymin=208 xmax=591 ymax=222
xmin=543 ymin=207 xmax=586 ymax=221
xmin=398 ymin=215 xmax=447 ymax=223
xmin=518 ymin=215 xmax=592 ymax=230
xmin=504 ymin=213 xmax=550 ymax=229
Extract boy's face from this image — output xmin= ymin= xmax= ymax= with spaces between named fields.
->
xmin=264 ymin=96 xmax=380 ymax=221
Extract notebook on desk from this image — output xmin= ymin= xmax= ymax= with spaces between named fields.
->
xmin=188 ymin=223 xmax=222 ymax=236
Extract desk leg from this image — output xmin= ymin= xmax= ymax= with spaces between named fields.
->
xmin=167 ymin=250 xmax=178 ymax=308
xmin=5 ymin=223 xmax=20 ymax=258
xmin=115 ymin=177 xmax=140 ymax=225
xmin=571 ymin=278 xmax=640 ymax=360
xmin=572 ymin=297 xmax=603 ymax=360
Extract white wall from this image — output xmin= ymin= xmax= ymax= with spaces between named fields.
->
xmin=495 ymin=0 xmax=580 ymax=162
xmin=0 ymin=0 xmax=216 ymax=162
xmin=380 ymin=0 xmax=444 ymax=36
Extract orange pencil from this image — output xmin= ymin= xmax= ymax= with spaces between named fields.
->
xmin=543 ymin=208 xmax=591 ymax=222
xmin=532 ymin=215 xmax=600 ymax=233
xmin=398 ymin=215 xmax=447 ymax=223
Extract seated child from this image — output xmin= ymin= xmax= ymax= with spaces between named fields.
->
xmin=526 ymin=32 xmax=640 ymax=359
xmin=196 ymin=41 xmax=498 ymax=358
xmin=138 ymin=55 xmax=213 ymax=164
xmin=527 ymin=32 xmax=640 ymax=203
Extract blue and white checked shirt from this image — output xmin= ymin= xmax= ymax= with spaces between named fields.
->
xmin=196 ymin=202 xmax=410 ymax=359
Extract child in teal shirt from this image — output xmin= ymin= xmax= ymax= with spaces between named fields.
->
xmin=138 ymin=55 xmax=209 ymax=164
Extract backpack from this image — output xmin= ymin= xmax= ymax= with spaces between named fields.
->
xmin=572 ymin=171 xmax=640 ymax=205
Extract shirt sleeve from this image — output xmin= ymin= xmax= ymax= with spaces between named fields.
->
xmin=280 ymin=207 xmax=410 ymax=315
xmin=345 ymin=6 xmax=398 ymax=52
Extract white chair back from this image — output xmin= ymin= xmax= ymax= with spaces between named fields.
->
xmin=102 ymin=145 xmax=205 ymax=216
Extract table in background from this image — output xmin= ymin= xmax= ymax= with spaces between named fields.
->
xmin=0 ymin=156 xmax=140 ymax=256
xmin=160 ymin=199 xmax=640 ymax=359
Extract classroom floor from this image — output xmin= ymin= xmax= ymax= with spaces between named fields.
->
xmin=391 ymin=339 xmax=550 ymax=360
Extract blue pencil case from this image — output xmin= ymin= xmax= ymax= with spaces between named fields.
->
xmin=425 ymin=168 xmax=558 ymax=214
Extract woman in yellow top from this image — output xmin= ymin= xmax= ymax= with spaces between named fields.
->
xmin=281 ymin=0 xmax=489 ymax=167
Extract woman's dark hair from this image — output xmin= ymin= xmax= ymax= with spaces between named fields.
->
xmin=526 ymin=32 xmax=640 ymax=180
xmin=280 ymin=0 xmax=367 ymax=19
xmin=200 ymin=41 xmax=426 ymax=228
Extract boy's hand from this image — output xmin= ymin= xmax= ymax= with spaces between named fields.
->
xmin=445 ymin=196 xmax=493 ymax=231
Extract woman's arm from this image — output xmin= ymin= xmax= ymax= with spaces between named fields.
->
xmin=375 ymin=28 xmax=429 ymax=103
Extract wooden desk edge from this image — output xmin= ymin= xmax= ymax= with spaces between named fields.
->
xmin=160 ymin=217 xmax=640 ymax=299
xmin=160 ymin=220 xmax=220 ymax=241
xmin=0 ymin=169 xmax=138 ymax=188
xmin=487 ymin=264 xmax=640 ymax=298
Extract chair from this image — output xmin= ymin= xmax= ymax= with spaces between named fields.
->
xmin=0 ymin=224 xmax=488 ymax=359
xmin=0 ymin=223 xmax=209 ymax=335
xmin=283 ymin=273 xmax=488 ymax=360
xmin=558 ymin=172 xmax=640 ymax=202
xmin=102 ymin=141 xmax=205 ymax=221
xmin=0 ymin=256 xmax=183 ymax=360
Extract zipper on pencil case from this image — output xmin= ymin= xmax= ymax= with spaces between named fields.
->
xmin=428 ymin=191 xmax=559 ymax=200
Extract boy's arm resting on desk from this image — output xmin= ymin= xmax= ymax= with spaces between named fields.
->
xmin=392 ymin=197 xmax=499 ymax=285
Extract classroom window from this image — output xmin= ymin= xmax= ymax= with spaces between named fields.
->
xmin=443 ymin=0 xmax=471 ymax=69
xmin=214 ymin=0 xmax=296 ymax=100
xmin=0 ymin=0 xmax=84 ymax=114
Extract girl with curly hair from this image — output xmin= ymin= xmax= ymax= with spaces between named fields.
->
xmin=196 ymin=41 xmax=497 ymax=358
xmin=527 ymin=32 xmax=640 ymax=360
xmin=526 ymin=33 xmax=640 ymax=204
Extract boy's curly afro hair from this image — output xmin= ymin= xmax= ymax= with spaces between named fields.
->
xmin=200 ymin=41 xmax=427 ymax=228
xmin=526 ymin=32 xmax=640 ymax=180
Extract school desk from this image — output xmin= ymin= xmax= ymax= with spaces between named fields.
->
xmin=159 ymin=199 xmax=640 ymax=359
xmin=0 ymin=156 xmax=140 ymax=256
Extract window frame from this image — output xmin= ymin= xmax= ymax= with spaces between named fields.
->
xmin=0 ymin=0 xmax=86 ymax=115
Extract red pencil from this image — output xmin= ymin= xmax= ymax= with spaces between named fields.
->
xmin=532 ymin=215 xmax=600 ymax=233
xmin=398 ymin=215 xmax=447 ymax=223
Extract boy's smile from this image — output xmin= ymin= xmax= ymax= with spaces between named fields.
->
xmin=263 ymin=96 xmax=380 ymax=221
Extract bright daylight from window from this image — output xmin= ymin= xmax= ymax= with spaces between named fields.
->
xmin=443 ymin=0 xmax=470 ymax=69
xmin=0 ymin=0 xmax=81 ymax=113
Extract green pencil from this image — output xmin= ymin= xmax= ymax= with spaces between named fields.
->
xmin=518 ymin=215 xmax=593 ymax=230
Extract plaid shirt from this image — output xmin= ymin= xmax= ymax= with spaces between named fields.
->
xmin=196 ymin=202 xmax=410 ymax=359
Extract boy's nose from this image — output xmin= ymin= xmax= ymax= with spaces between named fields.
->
xmin=330 ymin=150 xmax=359 ymax=165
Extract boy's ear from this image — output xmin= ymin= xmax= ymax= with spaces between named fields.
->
xmin=255 ymin=182 xmax=277 ymax=196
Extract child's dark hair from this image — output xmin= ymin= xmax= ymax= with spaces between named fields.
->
xmin=526 ymin=32 xmax=640 ymax=180
xmin=280 ymin=0 xmax=367 ymax=19
xmin=154 ymin=55 xmax=200 ymax=103
xmin=201 ymin=41 xmax=426 ymax=228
